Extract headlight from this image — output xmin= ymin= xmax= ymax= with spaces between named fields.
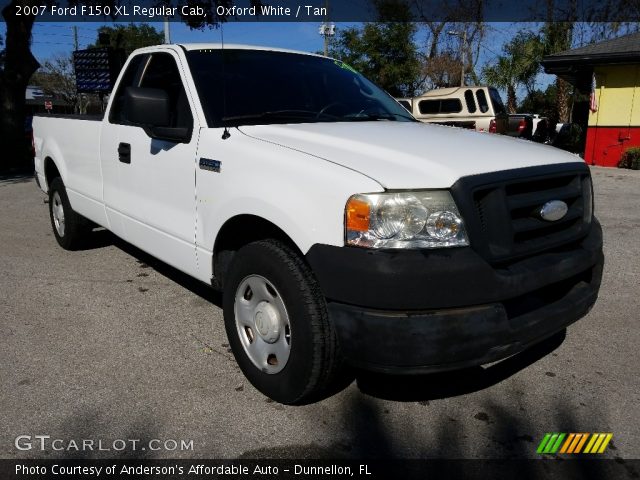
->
xmin=345 ymin=191 xmax=469 ymax=249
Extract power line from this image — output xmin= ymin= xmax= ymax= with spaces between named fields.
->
xmin=34 ymin=31 xmax=93 ymax=39
xmin=32 ymin=41 xmax=77 ymax=45
xmin=34 ymin=23 xmax=96 ymax=31
xmin=478 ymin=41 xmax=502 ymax=57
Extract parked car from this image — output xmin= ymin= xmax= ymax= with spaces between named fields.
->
xmin=33 ymin=44 xmax=603 ymax=404
xmin=397 ymin=86 xmax=509 ymax=134
xmin=506 ymin=113 xmax=550 ymax=142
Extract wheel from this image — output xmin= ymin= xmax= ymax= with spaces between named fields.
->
xmin=48 ymin=177 xmax=90 ymax=250
xmin=223 ymin=239 xmax=341 ymax=404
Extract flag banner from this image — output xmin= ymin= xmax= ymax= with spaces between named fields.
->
xmin=590 ymin=73 xmax=599 ymax=113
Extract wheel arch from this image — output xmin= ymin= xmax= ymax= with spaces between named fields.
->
xmin=42 ymin=140 xmax=71 ymax=193
xmin=44 ymin=156 xmax=63 ymax=191
xmin=212 ymin=214 xmax=305 ymax=289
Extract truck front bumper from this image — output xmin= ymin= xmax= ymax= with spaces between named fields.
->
xmin=305 ymin=220 xmax=603 ymax=373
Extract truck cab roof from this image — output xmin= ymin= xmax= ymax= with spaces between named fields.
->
xmin=134 ymin=43 xmax=323 ymax=59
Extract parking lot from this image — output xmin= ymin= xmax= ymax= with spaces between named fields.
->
xmin=1 ymin=166 xmax=639 ymax=461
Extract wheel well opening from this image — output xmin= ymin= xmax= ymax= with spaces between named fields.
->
xmin=44 ymin=157 xmax=61 ymax=190
xmin=212 ymin=215 xmax=302 ymax=289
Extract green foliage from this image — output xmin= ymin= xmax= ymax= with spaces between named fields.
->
xmin=618 ymin=147 xmax=640 ymax=170
xmin=328 ymin=1 xmax=422 ymax=97
xmin=482 ymin=31 xmax=543 ymax=113
xmin=553 ymin=123 xmax=583 ymax=153
xmin=89 ymin=24 xmax=163 ymax=57
xmin=541 ymin=22 xmax=573 ymax=56
xmin=519 ymin=84 xmax=558 ymax=119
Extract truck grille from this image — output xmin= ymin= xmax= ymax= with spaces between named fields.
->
xmin=451 ymin=164 xmax=593 ymax=263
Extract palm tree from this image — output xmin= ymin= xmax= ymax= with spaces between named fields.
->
xmin=483 ymin=57 xmax=519 ymax=113
xmin=482 ymin=32 xmax=543 ymax=113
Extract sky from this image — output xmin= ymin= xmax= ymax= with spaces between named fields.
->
xmin=0 ymin=20 xmax=555 ymax=98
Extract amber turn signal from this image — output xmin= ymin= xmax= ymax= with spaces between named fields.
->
xmin=345 ymin=196 xmax=371 ymax=232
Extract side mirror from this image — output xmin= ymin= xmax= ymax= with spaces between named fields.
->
xmin=124 ymin=87 xmax=170 ymax=126
xmin=123 ymin=87 xmax=190 ymax=143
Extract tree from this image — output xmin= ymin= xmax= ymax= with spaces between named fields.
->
xmin=0 ymin=1 xmax=39 ymax=169
xmin=88 ymin=24 xmax=164 ymax=57
xmin=329 ymin=0 xmax=423 ymax=97
xmin=31 ymin=55 xmax=79 ymax=110
xmin=482 ymin=32 xmax=543 ymax=113
xmin=540 ymin=0 xmax=576 ymax=123
xmin=415 ymin=0 xmax=487 ymax=89
xmin=423 ymin=51 xmax=463 ymax=88
xmin=519 ymin=84 xmax=560 ymax=119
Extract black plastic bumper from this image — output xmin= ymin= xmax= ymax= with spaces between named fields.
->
xmin=306 ymin=221 xmax=603 ymax=373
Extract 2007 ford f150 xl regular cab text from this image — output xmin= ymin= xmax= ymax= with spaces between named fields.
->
xmin=33 ymin=44 xmax=603 ymax=404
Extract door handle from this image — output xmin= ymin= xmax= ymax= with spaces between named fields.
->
xmin=118 ymin=143 xmax=131 ymax=164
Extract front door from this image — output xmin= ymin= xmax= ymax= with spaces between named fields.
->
xmin=102 ymin=50 xmax=199 ymax=277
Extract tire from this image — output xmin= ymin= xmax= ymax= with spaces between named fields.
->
xmin=48 ymin=177 xmax=90 ymax=250
xmin=223 ymin=239 xmax=341 ymax=404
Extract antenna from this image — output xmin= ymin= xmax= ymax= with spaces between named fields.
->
xmin=220 ymin=23 xmax=231 ymax=140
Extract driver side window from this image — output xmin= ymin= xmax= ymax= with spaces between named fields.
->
xmin=139 ymin=53 xmax=193 ymax=130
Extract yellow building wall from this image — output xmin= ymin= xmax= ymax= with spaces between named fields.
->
xmin=589 ymin=65 xmax=640 ymax=127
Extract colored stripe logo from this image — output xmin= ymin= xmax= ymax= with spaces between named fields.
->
xmin=537 ymin=433 xmax=612 ymax=454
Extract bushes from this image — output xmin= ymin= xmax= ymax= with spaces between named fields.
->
xmin=618 ymin=147 xmax=640 ymax=170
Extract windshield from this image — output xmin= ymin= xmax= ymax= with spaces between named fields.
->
xmin=185 ymin=49 xmax=416 ymax=127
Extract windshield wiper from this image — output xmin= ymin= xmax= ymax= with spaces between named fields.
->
xmin=222 ymin=109 xmax=338 ymax=125
xmin=343 ymin=112 xmax=417 ymax=122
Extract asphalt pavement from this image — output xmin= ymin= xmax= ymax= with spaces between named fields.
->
xmin=1 ymin=166 xmax=639 ymax=461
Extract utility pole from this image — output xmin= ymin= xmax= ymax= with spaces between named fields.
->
xmin=447 ymin=29 xmax=467 ymax=87
xmin=72 ymin=25 xmax=78 ymax=51
xmin=460 ymin=29 xmax=467 ymax=87
xmin=319 ymin=0 xmax=334 ymax=56
xmin=163 ymin=17 xmax=171 ymax=44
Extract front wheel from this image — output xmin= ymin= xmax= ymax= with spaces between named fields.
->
xmin=223 ymin=239 xmax=342 ymax=404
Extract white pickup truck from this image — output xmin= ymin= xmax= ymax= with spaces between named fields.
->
xmin=34 ymin=44 xmax=603 ymax=404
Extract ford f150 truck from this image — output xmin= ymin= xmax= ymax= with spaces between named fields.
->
xmin=33 ymin=44 xmax=603 ymax=404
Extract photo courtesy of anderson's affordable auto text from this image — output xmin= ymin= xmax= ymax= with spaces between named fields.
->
xmin=1 ymin=0 xmax=639 ymax=478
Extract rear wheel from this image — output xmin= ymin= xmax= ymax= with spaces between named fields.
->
xmin=223 ymin=239 xmax=342 ymax=404
xmin=48 ymin=177 xmax=90 ymax=250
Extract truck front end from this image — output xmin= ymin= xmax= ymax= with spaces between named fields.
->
xmin=307 ymin=162 xmax=602 ymax=373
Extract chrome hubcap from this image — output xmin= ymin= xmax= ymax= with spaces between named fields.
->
xmin=234 ymin=275 xmax=291 ymax=374
xmin=52 ymin=191 xmax=65 ymax=237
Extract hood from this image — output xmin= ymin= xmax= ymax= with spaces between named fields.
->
xmin=239 ymin=121 xmax=584 ymax=189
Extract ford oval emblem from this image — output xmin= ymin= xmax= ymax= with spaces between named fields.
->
xmin=540 ymin=200 xmax=568 ymax=222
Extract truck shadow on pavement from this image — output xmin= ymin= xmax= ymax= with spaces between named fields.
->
xmin=82 ymin=228 xmax=223 ymax=308
xmin=37 ymin=395 xmax=632 ymax=479
xmin=0 ymin=173 xmax=33 ymax=186
xmin=239 ymin=392 xmax=628 ymax=479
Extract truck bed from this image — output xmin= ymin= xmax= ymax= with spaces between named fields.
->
xmin=33 ymin=114 xmax=104 ymax=225
xmin=33 ymin=113 xmax=104 ymax=121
